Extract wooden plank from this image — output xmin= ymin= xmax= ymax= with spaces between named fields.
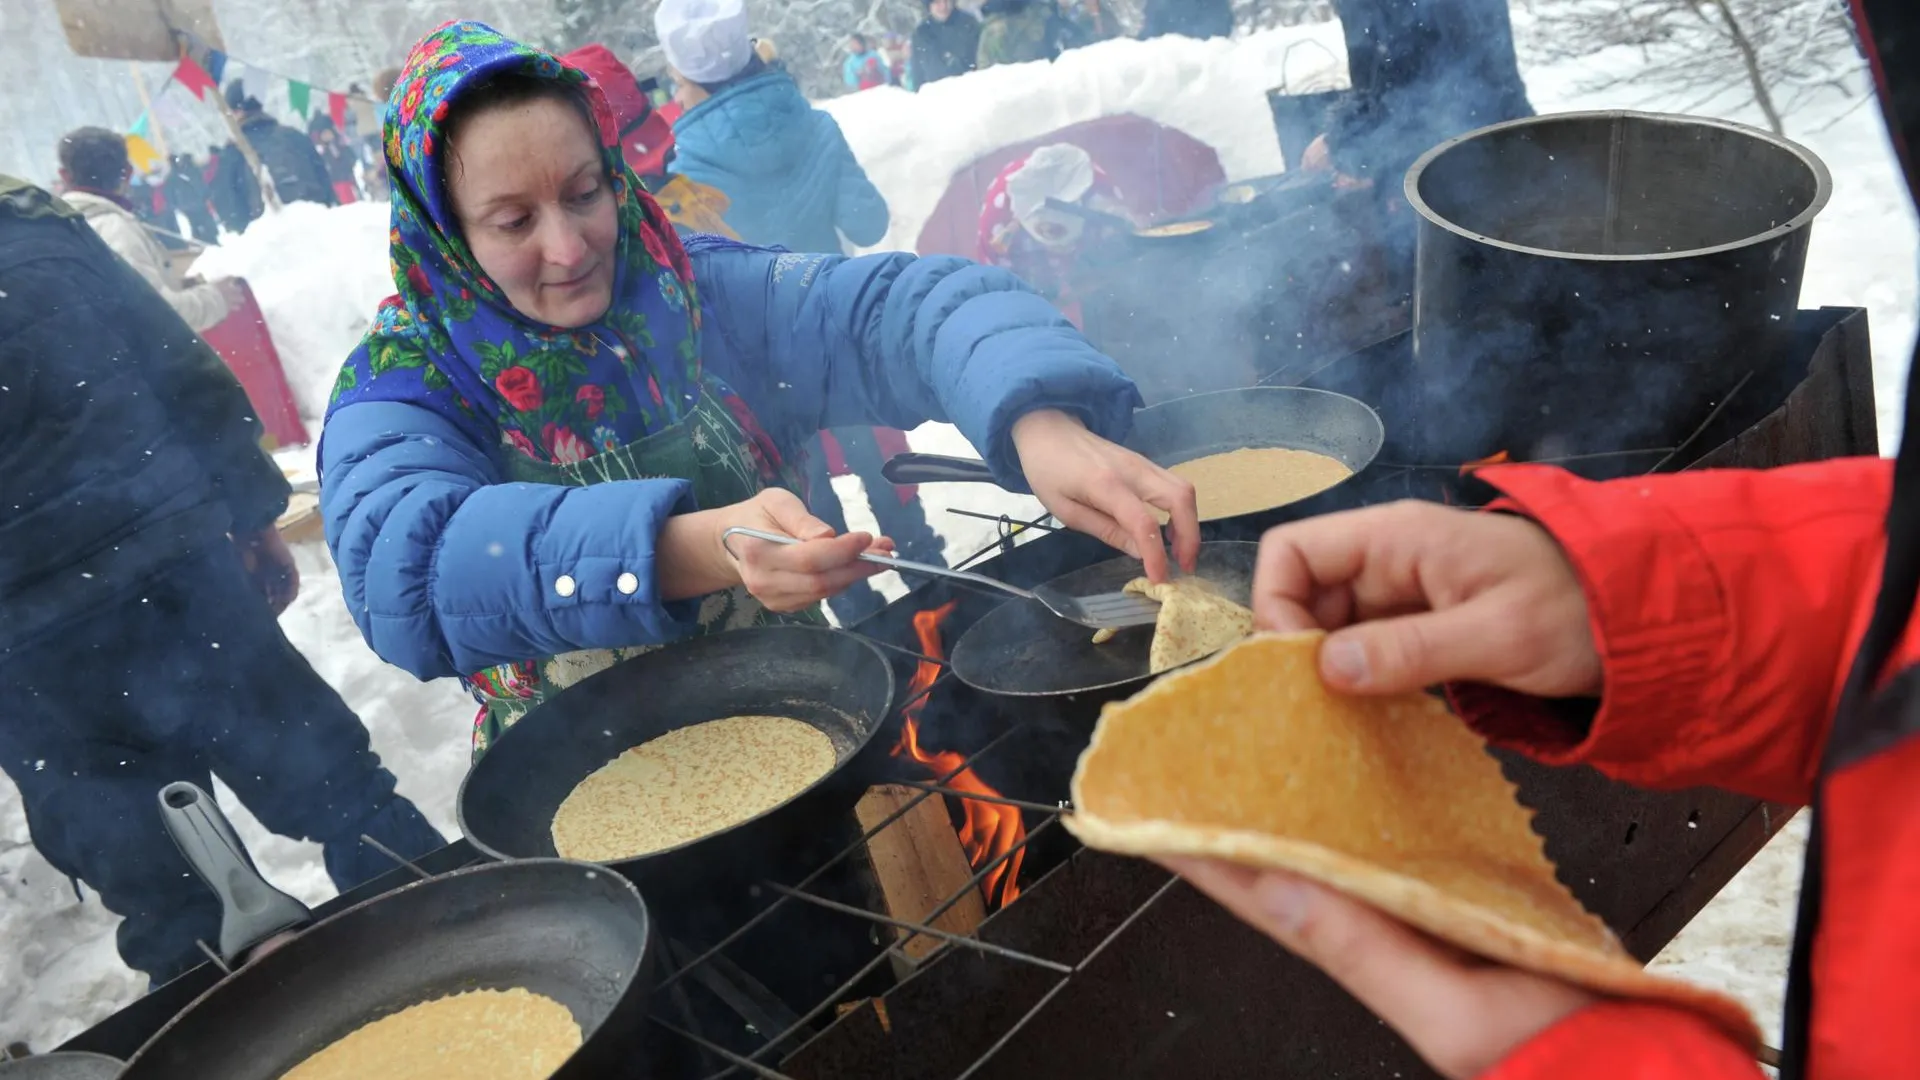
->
xmin=276 ymin=492 xmax=323 ymax=544
xmin=854 ymin=785 xmax=987 ymax=965
xmin=54 ymin=0 xmax=225 ymax=61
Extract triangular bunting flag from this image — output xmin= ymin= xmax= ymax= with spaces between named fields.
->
xmin=328 ymin=92 xmax=348 ymax=131
xmin=171 ymin=55 xmax=217 ymax=101
xmin=288 ymin=81 xmax=311 ymax=118
xmin=205 ymin=49 xmax=227 ymax=85
xmin=129 ymin=111 xmax=151 ymax=138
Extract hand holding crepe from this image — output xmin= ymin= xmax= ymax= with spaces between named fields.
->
xmin=1090 ymin=577 xmax=1255 ymax=673
xmin=1064 ymin=633 xmax=1758 ymax=1063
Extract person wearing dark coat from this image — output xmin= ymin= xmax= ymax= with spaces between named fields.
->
xmin=210 ymin=80 xmax=337 ymax=232
xmin=976 ymin=0 xmax=1062 ymax=68
xmin=911 ymin=0 xmax=982 ymax=87
xmin=1140 ymin=0 xmax=1234 ymax=41
xmin=308 ymin=114 xmax=361 ymax=204
xmin=1315 ymin=0 xmax=1534 ymax=190
xmin=163 ymin=152 xmax=219 ymax=243
xmin=0 ymin=176 xmax=444 ymax=987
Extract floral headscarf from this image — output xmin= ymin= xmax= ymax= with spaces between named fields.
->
xmin=327 ymin=21 xmax=705 ymax=464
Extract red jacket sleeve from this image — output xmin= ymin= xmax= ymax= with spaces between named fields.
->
xmin=1449 ymin=459 xmax=1891 ymax=807
xmin=1484 ymin=1002 xmax=1762 ymax=1080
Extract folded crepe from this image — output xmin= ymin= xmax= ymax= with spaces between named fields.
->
xmin=1092 ymin=578 xmax=1255 ymax=673
xmin=1064 ymin=631 xmax=1758 ymax=1048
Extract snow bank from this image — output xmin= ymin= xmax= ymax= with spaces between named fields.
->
xmin=821 ymin=23 xmax=1350 ymax=253
xmin=193 ymin=200 xmax=395 ymax=431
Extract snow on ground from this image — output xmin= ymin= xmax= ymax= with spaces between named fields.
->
xmin=3 ymin=9 xmax=1913 ymax=1055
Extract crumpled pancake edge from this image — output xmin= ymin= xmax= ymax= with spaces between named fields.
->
xmin=1063 ymin=632 xmax=1761 ymax=1051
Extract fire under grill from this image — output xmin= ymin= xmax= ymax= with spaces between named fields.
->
xmin=59 ymin=308 xmax=1875 ymax=1078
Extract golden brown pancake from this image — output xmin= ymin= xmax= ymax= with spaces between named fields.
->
xmin=1165 ymin=448 xmax=1352 ymax=522
xmin=1094 ymin=578 xmax=1253 ymax=673
xmin=281 ymin=988 xmax=581 ymax=1080
xmin=552 ymin=715 xmax=836 ymax=862
xmin=1064 ymin=632 xmax=1759 ymax=1048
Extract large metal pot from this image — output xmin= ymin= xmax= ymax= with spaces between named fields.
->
xmin=1404 ymin=110 xmax=1831 ymax=462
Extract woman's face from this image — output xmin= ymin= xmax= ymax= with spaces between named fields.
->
xmin=447 ymin=97 xmax=618 ymax=329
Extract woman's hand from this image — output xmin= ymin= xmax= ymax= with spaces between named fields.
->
xmin=1253 ymin=501 xmax=1601 ymax=697
xmin=1011 ymin=409 xmax=1200 ymax=582
xmin=721 ymin=489 xmax=894 ymax=611
xmin=234 ymin=527 xmax=300 ymax=616
xmin=1161 ymin=858 xmax=1599 ymax=1079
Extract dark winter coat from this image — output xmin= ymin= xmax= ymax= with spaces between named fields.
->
xmin=1141 ymin=0 xmax=1234 ymax=41
xmin=1325 ymin=0 xmax=1534 ymax=186
xmin=162 ymin=157 xmax=219 ymax=243
xmin=912 ymin=11 xmax=982 ymax=86
xmin=211 ymin=112 xmax=337 ymax=230
xmin=0 ymin=178 xmax=289 ymax=650
xmin=977 ymin=0 xmax=1060 ymax=68
xmin=668 ymin=68 xmax=889 ymax=252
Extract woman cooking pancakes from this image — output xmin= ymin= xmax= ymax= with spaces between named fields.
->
xmin=320 ymin=23 xmax=1199 ymax=756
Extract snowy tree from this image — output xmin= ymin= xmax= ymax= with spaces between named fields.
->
xmin=1525 ymin=0 xmax=1865 ymax=135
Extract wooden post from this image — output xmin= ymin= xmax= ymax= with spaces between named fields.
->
xmin=854 ymin=785 xmax=988 ymax=973
xmin=127 ymin=63 xmax=170 ymax=158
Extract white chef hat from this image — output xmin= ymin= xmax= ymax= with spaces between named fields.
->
xmin=1004 ymin=144 xmax=1096 ymax=228
xmin=655 ymin=0 xmax=754 ymax=86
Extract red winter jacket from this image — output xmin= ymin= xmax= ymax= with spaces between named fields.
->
xmin=1458 ymin=4 xmax=1920 ymax=1072
xmin=1450 ymin=461 xmax=1911 ymax=1078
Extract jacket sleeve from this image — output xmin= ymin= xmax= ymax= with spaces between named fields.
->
xmin=824 ymin=116 xmax=890 ymax=247
xmin=319 ymin=400 xmax=703 ymax=681
xmin=693 ymin=246 xmax=1142 ymax=492
xmin=1481 ymin=1002 xmax=1761 ymax=1080
xmin=91 ymin=212 xmax=231 ymax=331
xmin=1448 ymin=459 xmax=1892 ymax=807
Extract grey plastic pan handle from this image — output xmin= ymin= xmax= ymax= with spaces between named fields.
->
xmin=158 ymin=781 xmax=312 ymax=964
xmin=879 ymin=452 xmax=998 ymax=486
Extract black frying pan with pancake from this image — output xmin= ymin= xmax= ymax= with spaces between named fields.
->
xmin=122 ymin=785 xmax=655 ymax=1080
xmin=883 ymin=387 xmax=1385 ymax=538
xmin=949 ymin=541 xmax=1259 ymax=698
xmin=457 ymin=625 xmax=896 ymax=894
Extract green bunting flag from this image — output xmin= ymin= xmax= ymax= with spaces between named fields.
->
xmin=288 ymin=80 xmax=311 ymax=118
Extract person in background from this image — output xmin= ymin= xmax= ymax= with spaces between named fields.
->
xmin=1140 ymin=0 xmax=1234 ymax=40
xmin=0 ymin=175 xmax=445 ymax=987
xmin=659 ymin=0 xmax=889 ymax=252
xmin=976 ymin=0 xmax=1061 ymax=68
xmin=56 ymin=128 xmax=237 ymax=332
xmin=912 ymin=0 xmax=981 ymax=88
xmin=308 ymin=114 xmax=361 ymax=205
xmin=321 ymin=23 xmax=1195 ymax=750
xmin=163 ymin=151 xmax=220 ymax=242
xmin=564 ymin=44 xmax=680 ymax=189
xmin=843 ymin=32 xmax=893 ymax=90
xmin=977 ymin=143 xmax=1131 ymax=326
xmin=1301 ymin=0 xmax=1534 ymax=200
xmin=211 ymin=80 xmax=337 ymax=232
xmin=1055 ymin=0 xmax=1118 ymax=50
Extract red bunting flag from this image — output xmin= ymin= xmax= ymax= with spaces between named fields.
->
xmin=171 ymin=55 xmax=218 ymax=101
xmin=328 ymin=91 xmax=348 ymax=131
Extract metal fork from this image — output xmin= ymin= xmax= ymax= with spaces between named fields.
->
xmin=721 ymin=527 xmax=1164 ymax=630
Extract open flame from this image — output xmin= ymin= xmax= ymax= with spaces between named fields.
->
xmin=1458 ymin=449 xmax=1512 ymax=476
xmin=892 ymin=600 xmax=1027 ymax=908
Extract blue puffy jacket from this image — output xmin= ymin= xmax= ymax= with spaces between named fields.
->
xmin=669 ymin=69 xmax=890 ymax=253
xmin=319 ymin=247 xmax=1142 ymax=681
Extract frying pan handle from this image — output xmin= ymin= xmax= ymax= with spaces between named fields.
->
xmin=158 ymin=781 xmax=312 ymax=964
xmin=722 ymin=526 xmax=1037 ymax=602
xmin=880 ymin=453 xmax=999 ymax=486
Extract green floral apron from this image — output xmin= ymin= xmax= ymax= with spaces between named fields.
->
xmin=464 ymin=384 xmax=822 ymax=759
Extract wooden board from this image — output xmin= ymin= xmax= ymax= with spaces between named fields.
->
xmin=54 ymin=0 xmax=224 ymax=62
xmin=855 ymin=786 xmax=987 ymax=965
xmin=276 ymin=492 xmax=323 ymax=544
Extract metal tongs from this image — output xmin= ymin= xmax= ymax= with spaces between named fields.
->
xmin=722 ymin=526 xmax=1163 ymax=630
